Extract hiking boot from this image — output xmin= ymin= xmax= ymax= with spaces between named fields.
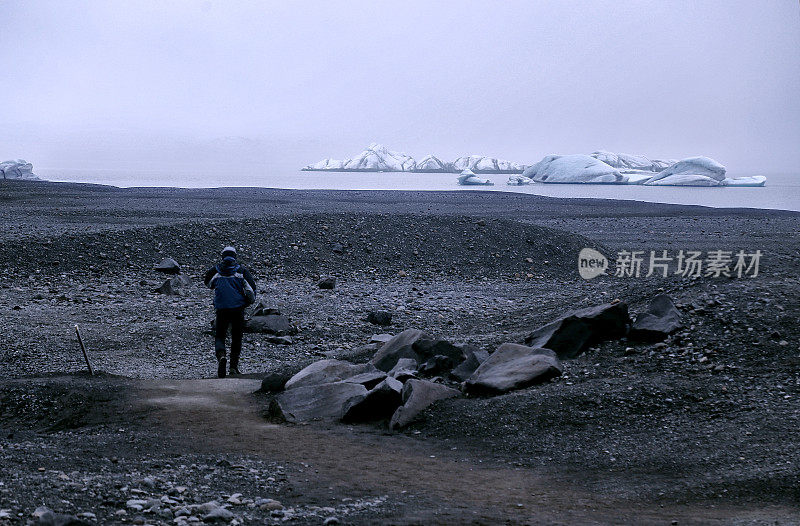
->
xmin=229 ymin=366 xmax=242 ymax=376
xmin=217 ymin=357 xmax=227 ymax=379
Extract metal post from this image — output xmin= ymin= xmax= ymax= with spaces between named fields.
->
xmin=75 ymin=324 xmax=95 ymax=376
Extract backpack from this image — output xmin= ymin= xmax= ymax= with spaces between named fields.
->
xmin=209 ymin=263 xmax=256 ymax=308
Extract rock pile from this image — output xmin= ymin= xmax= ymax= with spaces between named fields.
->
xmin=152 ymin=258 xmax=192 ymax=295
xmin=264 ymin=297 xmax=680 ymax=430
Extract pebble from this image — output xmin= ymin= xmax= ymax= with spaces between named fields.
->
xmin=203 ymin=507 xmax=234 ymax=522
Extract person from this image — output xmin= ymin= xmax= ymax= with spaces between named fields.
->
xmin=204 ymin=246 xmax=257 ymax=378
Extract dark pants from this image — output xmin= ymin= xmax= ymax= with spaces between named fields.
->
xmin=215 ymin=307 xmax=245 ymax=368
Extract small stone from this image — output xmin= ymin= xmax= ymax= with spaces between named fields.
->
xmin=317 ymin=277 xmax=336 ymax=289
xmin=366 ymin=310 xmax=392 ymax=326
xmin=203 ymin=507 xmax=234 ymax=522
xmin=255 ymin=499 xmax=283 ymax=511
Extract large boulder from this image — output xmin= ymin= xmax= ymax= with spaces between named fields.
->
xmin=387 ymin=358 xmax=418 ymax=382
xmin=258 ymin=360 xmax=317 ymax=393
xmin=389 ymin=379 xmax=460 ymax=430
xmin=154 ymin=258 xmax=181 ymax=275
xmin=644 ymin=156 xmax=725 ymax=186
xmin=418 ymin=355 xmax=459 ymax=377
xmin=153 ymin=274 xmax=191 ymax=295
xmin=524 ymin=302 xmax=630 ymax=359
xmin=628 ymin=295 xmax=682 ymax=342
xmin=450 ymin=346 xmax=489 ymax=382
xmin=523 ymin=154 xmax=626 ymax=184
xmin=341 ymin=377 xmax=404 ymax=423
xmin=370 ymin=330 xmax=467 ymax=372
xmin=0 ymin=159 xmax=37 ymax=180
xmin=465 ymin=344 xmax=562 ymax=395
xmin=342 ymin=369 xmax=387 ymax=390
xmin=245 ymin=314 xmax=294 ymax=336
xmin=370 ymin=329 xmax=431 ymax=372
xmin=270 ymin=382 xmax=367 ymax=423
xmin=413 ymin=338 xmax=467 ymax=364
xmin=284 ymin=360 xmax=378 ymax=390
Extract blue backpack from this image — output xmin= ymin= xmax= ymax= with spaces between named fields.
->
xmin=208 ymin=259 xmax=255 ymax=309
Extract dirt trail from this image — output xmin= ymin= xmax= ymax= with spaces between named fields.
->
xmin=139 ymin=379 xmax=797 ymax=525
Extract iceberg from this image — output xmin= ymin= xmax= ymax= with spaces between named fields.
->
xmin=644 ymin=156 xmax=725 ymax=186
xmin=453 ymin=155 xmax=525 ymax=173
xmin=507 ymin=174 xmax=533 ymax=185
xmin=523 ymin=154 xmax=627 ymax=184
xmin=303 ymin=143 xmax=415 ymax=172
xmin=343 ymin=143 xmax=415 ymax=171
xmin=413 ymin=154 xmax=448 ymax=172
xmin=457 ymin=169 xmax=494 ymax=186
xmin=590 ymin=150 xmax=677 ymax=173
xmin=644 ymin=173 xmax=723 ymax=186
xmin=305 ymin=158 xmax=344 ymax=170
xmin=722 ymin=176 xmax=767 ymax=187
xmin=0 ymin=159 xmax=38 ymax=180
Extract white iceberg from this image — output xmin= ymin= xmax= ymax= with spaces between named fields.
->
xmin=413 ymin=154 xmax=448 ymax=172
xmin=0 ymin=159 xmax=37 ymax=180
xmin=644 ymin=156 xmax=725 ymax=186
xmin=457 ymin=169 xmax=494 ymax=186
xmin=523 ymin=154 xmax=627 ymax=184
xmin=624 ymin=172 xmax=654 ymax=184
xmin=722 ymin=176 xmax=766 ymax=187
xmin=507 ymin=174 xmax=533 ymax=185
xmin=304 ymin=158 xmax=344 ymax=170
xmin=343 ymin=143 xmax=416 ymax=171
xmin=452 ymin=155 xmax=525 ymax=173
xmin=590 ymin=150 xmax=677 ymax=173
xmin=304 ymin=143 xmax=415 ymax=172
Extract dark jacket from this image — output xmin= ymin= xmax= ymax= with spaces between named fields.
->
xmin=204 ymin=257 xmax=257 ymax=310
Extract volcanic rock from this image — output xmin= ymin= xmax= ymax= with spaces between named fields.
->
xmin=465 ymin=343 xmax=563 ymax=395
xmin=318 ymin=277 xmax=336 ymax=289
xmin=366 ymin=310 xmax=393 ymax=326
xmin=245 ymin=314 xmax=293 ymax=336
xmin=270 ymin=382 xmax=367 ymax=423
xmin=629 ymin=294 xmax=682 ymax=341
xmin=153 ymin=274 xmax=191 ymax=295
xmin=342 ymin=377 xmax=403 ymax=422
xmin=370 ymin=329 xmax=431 ymax=372
xmin=389 ymin=379 xmax=460 ymax=430
xmin=284 ymin=359 xmax=379 ymax=390
xmin=153 ymin=257 xmax=181 ymax=274
xmin=524 ymin=302 xmax=630 ymax=359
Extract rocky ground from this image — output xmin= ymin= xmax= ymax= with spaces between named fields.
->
xmin=0 ymin=180 xmax=799 ymax=524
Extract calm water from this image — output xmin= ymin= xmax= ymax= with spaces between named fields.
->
xmin=37 ymin=168 xmax=800 ymax=212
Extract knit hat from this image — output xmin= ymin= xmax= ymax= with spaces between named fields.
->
xmin=221 ymin=246 xmax=237 ymax=257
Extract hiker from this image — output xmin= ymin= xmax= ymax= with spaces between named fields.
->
xmin=204 ymin=246 xmax=257 ymax=378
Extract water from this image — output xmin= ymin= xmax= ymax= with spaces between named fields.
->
xmin=36 ymin=168 xmax=800 ymax=212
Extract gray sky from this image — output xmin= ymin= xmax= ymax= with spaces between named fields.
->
xmin=1 ymin=0 xmax=799 ymax=174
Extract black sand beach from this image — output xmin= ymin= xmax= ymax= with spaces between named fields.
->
xmin=1 ymin=180 xmax=799 ymax=524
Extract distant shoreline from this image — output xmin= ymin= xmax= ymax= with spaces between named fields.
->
xmin=3 ymin=179 xmax=798 ymax=216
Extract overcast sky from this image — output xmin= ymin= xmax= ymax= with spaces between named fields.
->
xmin=1 ymin=1 xmax=798 ymax=174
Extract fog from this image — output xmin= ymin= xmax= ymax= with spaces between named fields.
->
xmin=1 ymin=1 xmax=799 ymax=176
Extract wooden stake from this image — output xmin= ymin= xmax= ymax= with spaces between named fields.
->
xmin=75 ymin=324 xmax=95 ymax=376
